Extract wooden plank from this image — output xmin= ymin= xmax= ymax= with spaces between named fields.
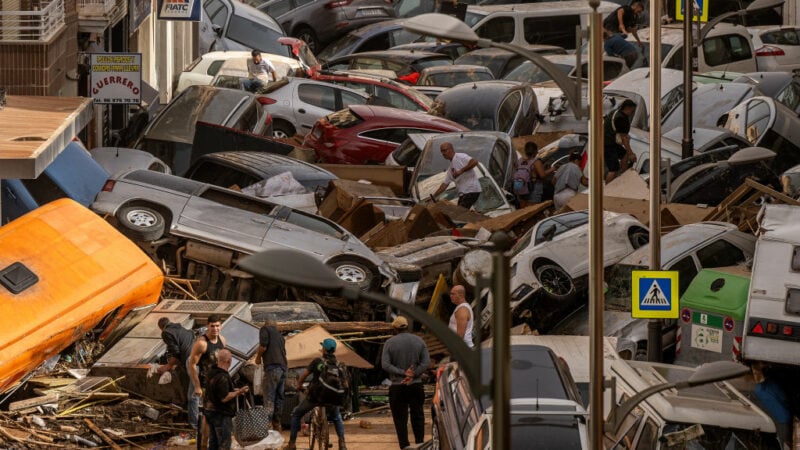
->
xmin=275 ymin=321 xmax=394 ymax=334
xmin=84 ymin=418 xmax=122 ymax=450
xmin=363 ymin=221 xmax=408 ymax=249
xmin=464 ymin=202 xmax=552 ymax=232
xmin=8 ymin=393 xmax=59 ymax=412
xmin=745 ymin=178 xmax=800 ymax=206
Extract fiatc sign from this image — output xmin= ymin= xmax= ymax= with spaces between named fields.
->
xmin=90 ymin=53 xmax=142 ymax=105
xmin=157 ymin=0 xmax=201 ymax=21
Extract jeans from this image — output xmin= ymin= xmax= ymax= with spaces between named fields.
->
xmin=458 ymin=192 xmax=480 ymax=209
xmin=289 ymin=398 xmax=344 ymax=441
xmin=242 ymin=78 xmax=265 ymax=93
xmin=389 ymin=383 xmax=425 ymax=449
xmin=603 ymin=33 xmax=637 ymax=59
xmin=186 ymin=360 xmax=199 ymax=429
xmin=205 ymin=410 xmax=232 ymax=450
xmin=262 ymin=366 xmax=287 ymax=422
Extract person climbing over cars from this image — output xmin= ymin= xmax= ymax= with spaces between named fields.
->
xmin=603 ymin=1 xmax=645 ymax=68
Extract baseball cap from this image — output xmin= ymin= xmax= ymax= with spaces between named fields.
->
xmin=392 ymin=316 xmax=409 ymax=330
xmin=321 ymin=338 xmax=337 ymax=352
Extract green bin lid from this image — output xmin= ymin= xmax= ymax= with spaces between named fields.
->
xmin=680 ymin=266 xmax=750 ymax=320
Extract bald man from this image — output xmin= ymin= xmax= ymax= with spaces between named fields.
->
xmin=448 ymin=285 xmax=474 ymax=348
xmin=204 ymin=349 xmax=249 ymax=450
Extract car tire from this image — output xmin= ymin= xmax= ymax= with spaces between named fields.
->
xmin=116 ymin=206 xmax=165 ymax=241
xmin=294 ymin=27 xmax=319 ymax=54
xmin=628 ymin=227 xmax=649 ymax=249
xmin=534 ymin=263 xmax=576 ymax=301
xmin=635 ymin=342 xmax=648 ymax=361
xmin=272 ymin=120 xmax=296 ymax=139
xmin=327 ymin=259 xmax=375 ymax=291
xmin=431 ymin=421 xmax=441 ymax=450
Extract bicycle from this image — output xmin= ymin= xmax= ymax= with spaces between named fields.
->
xmin=308 ymin=404 xmax=330 ymax=450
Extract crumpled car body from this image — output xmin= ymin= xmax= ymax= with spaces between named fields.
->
xmin=91 ymin=169 xmax=396 ymax=295
xmin=378 ymin=236 xmax=481 ymax=289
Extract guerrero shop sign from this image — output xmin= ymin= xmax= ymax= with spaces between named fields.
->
xmin=157 ymin=0 xmax=201 ymax=21
xmin=90 ymin=53 xmax=142 ymax=105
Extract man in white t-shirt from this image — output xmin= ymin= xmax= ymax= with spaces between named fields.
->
xmin=244 ymin=50 xmax=277 ymax=92
xmin=432 ymin=142 xmax=482 ymax=209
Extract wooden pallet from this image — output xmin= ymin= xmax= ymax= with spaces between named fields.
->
xmin=702 ymin=178 xmax=800 ymax=232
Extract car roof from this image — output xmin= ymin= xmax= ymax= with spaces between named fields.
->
xmin=605 ymin=68 xmax=685 ymax=115
xmin=479 ymin=344 xmax=571 ymax=408
xmin=618 ymin=222 xmax=740 ymax=267
xmin=230 ymin=0 xmax=283 ymax=30
xmin=467 ymin=0 xmax=617 ymax=15
xmin=436 ymin=80 xmax=526 ymax=111
xmin=195 ymin=151 xmax=337 ymax=182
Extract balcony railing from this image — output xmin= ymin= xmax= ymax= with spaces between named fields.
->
xmin=0 ymin=0 xmax=65 ymax=43
xmin=78 ymin=0 xmax=118 ymax=18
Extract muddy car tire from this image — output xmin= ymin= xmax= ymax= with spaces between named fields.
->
xmin=272 ymin=120 xmax=295 ymax=139
xmin=535 ymin=263 xmax=576 ymax=301
xmin=116 ymin=206 xmax=165 ymax=241
xmin=294 ymin=27 xmax=319 ymax=54
xmin=628 ymin=227 xmax=649 ymax=249
xmin=328 ymin=260 xmax=375 ymax=291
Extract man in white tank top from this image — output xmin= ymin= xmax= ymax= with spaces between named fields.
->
xmin=448 ymin=285 xmax=474 ymax=348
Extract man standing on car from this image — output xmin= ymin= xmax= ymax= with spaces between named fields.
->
xmin=255 ymin=315 xmax=287 ymax=431
xmin=381 ymin=316 xmax=430 ymax=450
xmin=448 ymin=285 xmax=475 ymax=348
xmin=245 ymin=50 xmax=277 ymax=92
xmin=603 ymin=1 xmax=645 ymax=67
xmin=285 ymin=339 xmax=347 ymax=450
xmin=204 ymin=349 xmax=249 ymax=450
xmin=188 ymin=315 xmax=227 ymax=441
xmin=432 ymin=142 xmax=482 ymax=209
xmin=604 ymin=99 xmax=638 ymax=184
xmin=156 ymin=318 xmax=198 ymax=429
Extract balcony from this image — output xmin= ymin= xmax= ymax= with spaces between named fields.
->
xmin=77 ymin=0 xmax=125 ymax=33
xmin=0 ymin=0 xmax=65 ymax=43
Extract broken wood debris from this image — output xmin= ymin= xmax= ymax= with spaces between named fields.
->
xmin=702 ymin=178 xmax=800 ymax=232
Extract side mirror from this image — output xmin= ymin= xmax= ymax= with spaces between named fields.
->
xmin=542 ymin=224 xmax=557 ymax=242
xmin=212 ymin=24 xmax=223 ymax=37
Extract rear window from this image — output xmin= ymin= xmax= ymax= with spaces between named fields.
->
xmin=523 ymin=15 xmax=581 ymax=50
xmin=503 ymin=60 xmax=571 ymax=84
xmin=760 ymin=28 xmax=800 ymax=45
xmin=702 ymin=34 xmax=753 ymax=67
xmin=226 ymin=15 xmax=285 ymax=55
xmin=415 ymin=58 xmax=453 ymax=69
xmin=326 ymin=108 xmax=363 ymax=128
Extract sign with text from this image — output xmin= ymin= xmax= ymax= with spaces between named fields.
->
xmin=90 ymin=53 xmax=142 ymax=105
xmin=676 ymin=0 xmax=709 ymax=22
xmin=631 ymin=270 xmax=679 ymax=319
xmin=157 ymin=0 xmax=201 ymax=21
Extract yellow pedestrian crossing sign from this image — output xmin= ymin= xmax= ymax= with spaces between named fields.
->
xmin=676 ymin=0 xmax=709 ymax=22
xmin=631 ymin=270 xmax=679 ymax=319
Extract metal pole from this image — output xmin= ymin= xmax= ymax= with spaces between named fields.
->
xmin=491 ymin=232 xmax=511 ymax=450
xmin=647 ymin=0 xmax=664 ymax=363
xmin=587 ymin=1 xmax=605 ymax=447
xmin=681 ymin=0 xmax=694 ymax=159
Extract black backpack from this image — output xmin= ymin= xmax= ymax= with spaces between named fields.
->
xmin=309 ymin=358 xmax=348 ymax=406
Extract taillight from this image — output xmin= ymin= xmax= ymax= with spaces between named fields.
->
xmin=766 ymin=322 xmax=778 ymax=334
xmin=325 ymin=0 xmax=352 ymax=8
xmin=751 ymin=322 xmax=764 ymax=334
xmin=102 ymin=180 xmax=115 ymax=192
xmin=257 ymin=97 xmax=277 ymax=105
xmin=783 ymin=325 xmax=793 ymax=336
xmin=755 ymin=45 xmax=785 ymax=57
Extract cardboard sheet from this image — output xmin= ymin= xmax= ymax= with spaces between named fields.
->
xmin=285 ymin=324 xmax=373 ymax=369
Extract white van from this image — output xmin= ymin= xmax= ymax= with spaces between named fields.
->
xmin=464 ymin=1 xmax=618 ymax=52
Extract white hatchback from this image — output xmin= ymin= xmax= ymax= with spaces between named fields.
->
xmin=749 ymin=25 xmax=800 ymax=73
xmin=175 ymin=51 xmax=302 ymax=95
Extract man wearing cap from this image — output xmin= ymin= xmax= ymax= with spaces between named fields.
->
xmin=381 ymin=316 xmax=431 ymax=450
xmin=603 ymin=99 xmax=638 ymax=183
xmin=285 ymin=338 xmax=347 ymax=450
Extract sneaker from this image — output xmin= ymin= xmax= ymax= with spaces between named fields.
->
xmin=284 ymin=440 xmax=297 ymax=450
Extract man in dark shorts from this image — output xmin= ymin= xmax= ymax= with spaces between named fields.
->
xmin=603 ymin=1 xmax=645 ymax=67
xmin=603 ymin=99 xmax=638 ymax=183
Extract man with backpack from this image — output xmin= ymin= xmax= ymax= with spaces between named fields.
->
xmin=513 ymin=142 xmax=555 ymax=207
xmin=284 ymin=338 xmax=348 ymax=450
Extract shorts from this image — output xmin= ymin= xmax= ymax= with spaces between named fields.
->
xmin=604 ymin=33 xmax=638 ymax=59
xmin=604 ymin=144 xmax=625 ymax=173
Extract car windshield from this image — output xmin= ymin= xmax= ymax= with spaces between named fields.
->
xmin=661 ymin=423 xmax=780 ymax=450
xmin=415 ymin=58 xmax=453 ymax=69
xmin=534 ymin=211 xmax=589 ymax=245
xmin=424 ymin=70 xmax=494 ymax=87
xmin=226 ymin=16 xmax=286 ymax=55
xmin=464 ymin=11 xmax=487 ymax=27
xmin=442 ymin=108 xmax=496 ymax=131
xmin=503 ymin=60 xmax=572 ymax=84
xmin=511 ymin=413 xmax=584 ymax=449
xmin=605 ymin=264 xmax=646 ymax=310
xmin=416 ymin=171 xmax=505 ymax=214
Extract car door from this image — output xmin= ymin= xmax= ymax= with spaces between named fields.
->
xmin=294 ymin=82 xmax=369 ymax=134
xmin=700 ymin=33 xmax=757 ymax=73
xmin=201 ymin=0 xmax=231 ymax=51
xmin=261 ymin=0 xmax=295 ymax=31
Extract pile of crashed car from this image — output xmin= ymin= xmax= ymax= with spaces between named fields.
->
xmin=3 ymin=0 xmax=800 ymax=446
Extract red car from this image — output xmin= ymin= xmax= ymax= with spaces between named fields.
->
xmin=304 ymin=104 xmax=468 ymax=164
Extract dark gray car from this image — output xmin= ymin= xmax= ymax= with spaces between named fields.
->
xmin=91 ymin=169 xmax=396 ymax=295
xmin=255 ymin=0 xmax=396 ymax=53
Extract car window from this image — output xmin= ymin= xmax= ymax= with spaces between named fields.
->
xmin=388 ymin=28 xmax=421 ymax=46
xmin=374 ymin=85 xmax=419 ymax=111
xmin=664 ymin=45 xmax=684 ymax=70
xmin=776 ymin=81 xmax=800 ymax=112
xmin=534 ymin=211 xmax=589 ymax=245
xmin=298 ymin=83 xmax=336 ymax=110
xmin=352 ymin=57 xmax=385 ymax=71
xmin=760 ymin=28 xmax=800 ymax=45
xmin=660 ymin=85 xmax=684 ymax=120
xmin=205 ymin=0 xmax=229 ymax=28
xmin=361 ymin=128 xmax=414 ymax=144
xmin=605 ymin=406 xmax=644 ymax=450
xmin=670 ymin=255 xmax=698 ymax=295
xmin=498 ymin=91 xmax=521 ymax=134
xmin=523 ymin=15 xmax=581 ymax=50
xmin=384 ymin=60 xmax=412 ymax=76
xmin=359 ymin=33 xmax=392 ymax=53
xmin=702 ymin=34 xmax=752 ymax=67
xmin=475 ymin=16 xmax=515 ymax=43
xmin=340 ymin=89 xmax=367 ymax=108
xmin=186 ymin=56 xmax=203 ymax=72
xmin=604 ymin=60 xmax=624 ymax=80
xmin=226 ymin=16 xmax=285 ymax=55
xmin=207 ymin=59 xmax=226 ymax=76
xmin=263 ymin=0 xmax=292 ymax=17
xmin=635 ymin=419 xmax=658 ymax=450
xmin=189 ymin=161 xmax=259 ymax=189
xmin=20 ymin=175 xmax=66 ymax=205
xmin=147 ymin=161 xmax=169 ymax=173
xmin=696 ymin=239 xmax=746 ymax=268
xmin=744 ymin=98 xmax=771 ymax=144
xmin=488 ymin=139 xmax=510 ymax=184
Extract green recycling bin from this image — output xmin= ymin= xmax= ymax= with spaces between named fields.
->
xmin=674 ymin=266 xmax=750 ymax=367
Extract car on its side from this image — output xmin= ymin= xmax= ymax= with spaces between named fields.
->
xmin=432 ymin=81 xmax=539 ymax=137
xmin=199 ymin=0 xmax=288 ymax=55
xmin=322 ymin=50 xmax=453 ymax=85
xmin=749 ymin=26 xmax=800 ymax=73
xmin=316 ymin=19 xmax=423 ymax=62
xmin=313 ymin=70 xmax=434 ymax=111
xmin=175 ymin=51 xmax=302 ymax=95
xmin=1 ymin=140 xmax=109 ymax=224
xmin=303 ymin=104 xmax=468 ymax=164
xmin=509 ymin=210 xmax=649 ymax=302
xmin=254 ymin=0 xmax=395 ymax=54
xmin=91 ymin=169 xmax=396 ymax=293
xmin=90 ymin=147 xmax=172 ymax=175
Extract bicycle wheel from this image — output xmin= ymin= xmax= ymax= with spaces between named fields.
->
xmin=308 ymin=407 xmax=330 ymax=450
xmin=319 ymin=406 xmax=330 ymax=450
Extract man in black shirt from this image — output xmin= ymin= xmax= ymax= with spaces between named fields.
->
xmin=603 ymin=1 xmax=645 ymax=67
xmin=255 ymin=315 xmax=287 ymax=431
xmin=204 ymin=349 xmax=249 ymax=450
xmin=603 ymin=99 xmax=638 ymax=183
xmin=157 ymin=318 xmax=197 ymax=428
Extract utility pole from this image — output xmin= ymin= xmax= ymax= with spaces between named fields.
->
xmin=681 ymin=0 xmax=695 ymax=160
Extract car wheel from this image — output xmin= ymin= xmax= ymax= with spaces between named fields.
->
xmin=534 ymin=263 xmax=575 ymax=301
xmin=431 ymin=421 xmax=441 ymax=450
xmin=328 ymin=259 xmax=375 ymax=291
xmin=272 ymin=120 xmax=296 ymax=139
xmin=294 ymin=27 xmax=319 ymax=54
xmin=116 ymin=206 xmax=165 ymax=241
xmin=628 ymin=227 xmax=649 ymax=249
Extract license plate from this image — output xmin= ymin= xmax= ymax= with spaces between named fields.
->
xmin=356 ymin=8 xmax=387 ymax=17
